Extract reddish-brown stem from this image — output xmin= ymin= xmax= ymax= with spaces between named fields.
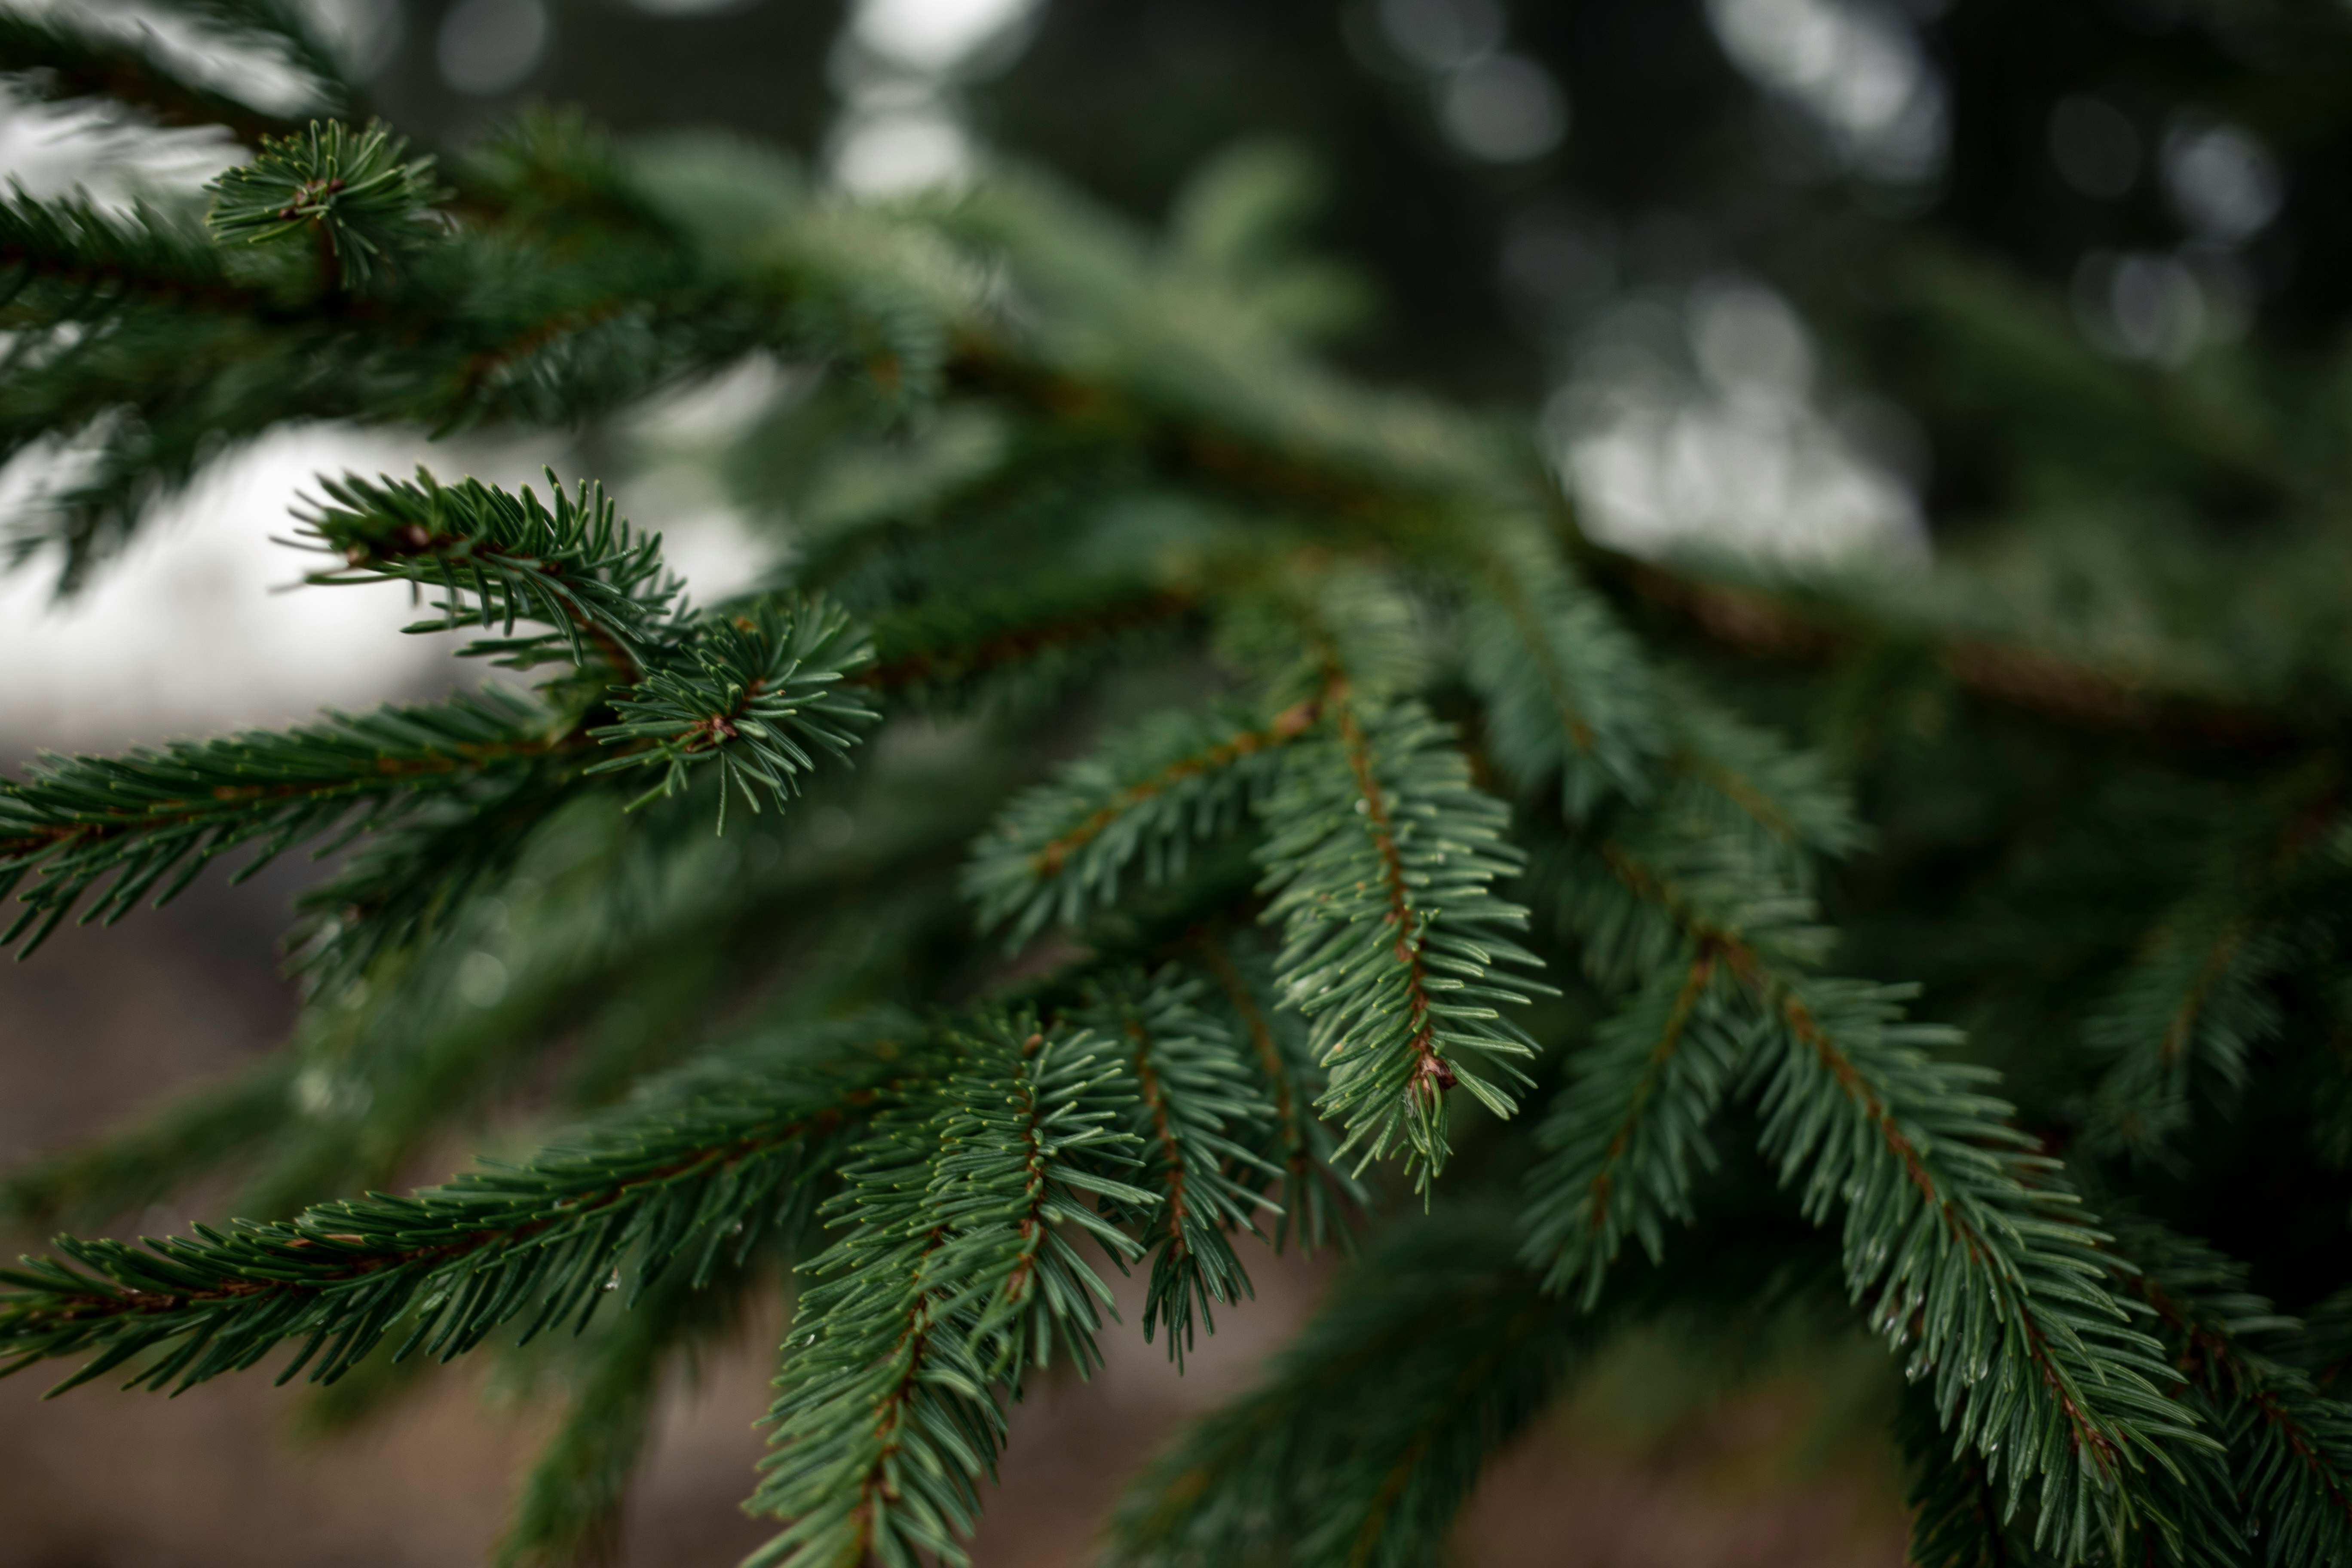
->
xmin=1125 ymin=1016 xmax=1194 ymax=1257
xmin=846 ymin=1227 xmax=952 ymax=1555
xmin=1592 ymin=836 xmax=2117 ymax=1470
xmin=2131 ymin=1273 xmax=2352 ymax=1529
xmin=1329 ymin=686 xmax=1445 ymax=1095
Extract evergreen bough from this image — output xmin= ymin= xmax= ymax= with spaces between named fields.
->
xmin=3 ymin=18 xmax=2350 ymax=1565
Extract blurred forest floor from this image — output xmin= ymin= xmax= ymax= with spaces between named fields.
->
xmin=0 ymin=828 xmax=1910 ymax=1568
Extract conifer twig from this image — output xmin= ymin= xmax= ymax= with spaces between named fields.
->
xmin=0 ymin=1019 xmax=912 ymax=1393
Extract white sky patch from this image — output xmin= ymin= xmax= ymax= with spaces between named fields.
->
xmin=827 ymin=0 xmax=1044 ymax=194
xmin=614 ymin=356 xmax=791 ymax=605
xmin=1706 ymin=0 xmax=1946 ymax=185
xmin=853 ymin=0 xmax=1039 ymax=72
xmin=1548 ymin=282 xmax=1928 ymax=567
xmin=831 ymin=106 xmax=973 ymax=195
xmin=0 ymin=91 xmax=243 ymax=208
xmin=0 ymin=427 xmax=496 ymax=751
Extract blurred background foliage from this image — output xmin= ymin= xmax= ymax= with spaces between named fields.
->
xmin=337 ymin=0 xmax=2352 ymax=677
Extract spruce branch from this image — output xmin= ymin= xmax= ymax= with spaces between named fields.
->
xmin=585 ymin=597 xmax=877 ymax=827
xmin=1079 ymin=968 xmax=1278 ymax=1365
xmin=1747 ymin=977 xmax=2208 ymax=1558
xmin=2084 ymin=774 xmax=2346 ymax=1155
xmin=1257 ymin=693 xmax=1545 ymax=1188
xmin=965 ymin=699 xmax=1314 ymax=945
xmin=1194 ymin=931 xmax=1357 ymax=1252
xmin=293 ymin=470 xmax=682 ymax=674
xmin=0 ymin=686 xmax=560 ymax=957
xmin=1519 ymin=949 xmax=1752 ymax=1307
xmin=1103 ymin=1217 xmax=1568 ymax=1568
xmin=207 ymin=121 xmax=443 ymax=291
xmin=1456 ymin=521 xmax=1662 ymax=817
xmin=2106 ymin=1221 xmax=2352 ymax=1568
xmin=747 ymin=1014 xmax=1149 ymax=1568
xmin=1527 ymin=779 xmax=2210 ymax=1559
xmin=1517 ymin=765 xmax=1844 ymax=1307
xmin=0 ymin=1016 xmax=912 ymax=1394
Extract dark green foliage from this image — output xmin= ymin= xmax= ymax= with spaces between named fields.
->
xmin=964 ymin=700 xmax=1311 ymax=944
xmin=0 ymin=686 xmax=554 ymax=956
xmin=2082 ymin=774 xmax=2349 ymax=1156
xmin=1896 ymin=1381 xmax=2061 ymax=1568
xmin=1257 ymin=695 xmax=1545 ymax=1187
xmin=747 ymin=1014 xmax=1148 ymax=1568
xmin=0 ymin=1014 xmax=909 ymax=1394
xmin=206 ymin=121 xmax=443 ymax=288
xmin=0 ymin=188 xmax=232 ymax=325
xmin=1105 ymin=1218 xmax=1583 ymax=1568
xmin=585 ymin=597 xmax=876 ymax=823
xmin=1457 ymin=524 xmax=1661 ymax=818
xmin=1520 ymin=761 xmax=2211 ymax=1556
xmin=1749 ymin=982 xmax=2205 ymax=1557
xmin=1520 ymin=955 xmax=1750 ymax=1307
xmin=297 ymin=471 xmax=682 ymax=671
xmin=860 ymin=571 xmax=1199 ymax=714
xmin=1078 ymin=969 xmax=1277 ymax=1363
xmin=1191 ymin=932 xmax=1358 ymax=1254
xmin=2107 ymin=1222 xmax=2352 ymax=1568
xmin=5 ymin=61 xmax=2352 ymax=1566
